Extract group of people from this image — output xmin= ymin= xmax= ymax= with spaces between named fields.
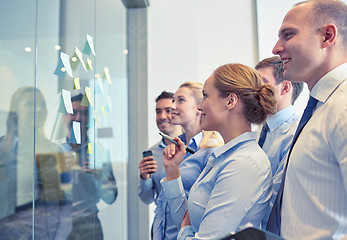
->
xmin=138 ymin=0 xmax=347 ymax=239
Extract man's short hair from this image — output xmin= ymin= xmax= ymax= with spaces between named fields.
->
xmin=155 ymin=91 xmax=174 ymax=102
xmin=255 ymin=56 xmax=304 ymax=104
xmin=295 ymin=0 xmax=347 ymax=49
xmin=71 ymin=93 xmax=84 ymax=102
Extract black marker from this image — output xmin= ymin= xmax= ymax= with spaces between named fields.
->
xmin=159 ymin=132 xmax=195 ymax=154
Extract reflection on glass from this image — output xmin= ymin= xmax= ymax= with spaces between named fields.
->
xmin=56 ymin=93 xmax=118 ymax=240
xmin=0 ymin=87 xmax=65 ymax=239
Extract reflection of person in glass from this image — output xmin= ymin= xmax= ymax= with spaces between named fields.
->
xmin=0 ymin=86 xmax=65 ymax=239
xmin=57 ymin=93 xmax=118 ymax=240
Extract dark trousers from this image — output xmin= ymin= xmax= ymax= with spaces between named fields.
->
xmin=67 ymin=213 xmax=103 ymax=240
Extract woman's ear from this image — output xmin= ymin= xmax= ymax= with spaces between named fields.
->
xmin=226 ymin=93 xmax=238 ymax=110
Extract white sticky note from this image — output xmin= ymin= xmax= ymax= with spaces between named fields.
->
xmin=62 ymin=89 xmax=73 ymax=114
xmin=72 ymin=121 xmax=81 ymax=144
xmin=96 ymin=77 xmax=104 ymax=95
xmin=87 ymin=34 xmax=96 ymax=55
xmin=60 ymin=52 xmax=73 ymax=77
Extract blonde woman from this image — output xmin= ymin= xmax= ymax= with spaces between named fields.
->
xmin=162 ymin=64 xmax=277 ymax=239
xmin=152 ymin=82 xmax=223 ymax=240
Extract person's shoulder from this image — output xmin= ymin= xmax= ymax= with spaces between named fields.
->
xmin=222 ymin=142 xmax=270 ymax=173
xmin=149 ymin=140 xmax=163 ymax=150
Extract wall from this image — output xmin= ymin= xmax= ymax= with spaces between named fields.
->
xmin=147 ymin=0 xmax=258 ymax=147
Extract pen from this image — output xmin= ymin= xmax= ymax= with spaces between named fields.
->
xmin=159 ymin=132 xmax=195 ymax=154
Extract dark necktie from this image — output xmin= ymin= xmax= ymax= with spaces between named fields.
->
xmin=258 ymin=123 xmax=269 ymax=148
xmin=266 ymin=96 xmax=319 ymax=235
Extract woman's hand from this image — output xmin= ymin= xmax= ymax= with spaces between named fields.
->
xmin=181 ymin=210 xmax=191 ymax=229
xmin=162 ymin=137 xmax=186 ymax=180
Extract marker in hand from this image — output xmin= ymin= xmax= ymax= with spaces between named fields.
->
xmin=159 ymin=133 xmax=195 ymax=154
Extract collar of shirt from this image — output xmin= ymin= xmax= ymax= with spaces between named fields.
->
xmin=189 ymin=131 xmax=203 ymax=152
xmin=212 ymin=132 xmax=256 ymax=160
xmin=311 ymin=63 xmax=347 ymax=104
xmin=266 ymin=105 xmax=296 ymax=133
xmin=159 ymin=138 xmax=167 ymax=148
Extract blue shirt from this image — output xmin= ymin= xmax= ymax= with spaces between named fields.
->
xmin=258 ymin=105 xmax=300 ymax=228
xmin=162 ymin=132 xmax=272 ymax=240
xmin=138 ymin=140 xmax=166 ymax=206
xmin=57 ymin=137 xmax=118 ymax=217
xmin=281 ymin=63 xmax=347 ymax=239
xmin=153 ymin=132 xmax=218 ymax=240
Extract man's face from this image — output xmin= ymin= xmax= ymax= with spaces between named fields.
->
xmin=155 ymin=98 xmax=176 ymax=134
xmin=272 ymin=3 xmax=325 ymax=89
xmin=64 ymin=101 xmax=89 ymax=132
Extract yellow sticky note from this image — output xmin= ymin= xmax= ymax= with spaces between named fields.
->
xmin=87 ymin=143 xmax=93 ymax=154
xmin=103 ymin=67 xmax=112 ymax=84
xmin=81 ymin=93 xmax=89 ymax=107
xmin=93 ymin=110 xmax=101 ymax=128
xmin=86 ymin=58 xmax=93 ymax=70
xmin=75 ymin=47 xmax=87 ymax=71
xmin=100 ymin=105 xmax=106 ymax=115
xmin=73 ymin=78 xmax=80 ymax=90
xmin=85 ymin=87 xmax=94 ymax=107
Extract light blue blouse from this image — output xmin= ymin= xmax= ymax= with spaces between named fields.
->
xmin=153 ymin=132 xmax=218 ymax=240
xmin=162 ymin=132 xmax=273 ymax=240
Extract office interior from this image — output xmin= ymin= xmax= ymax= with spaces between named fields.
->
xmin=2 ymin=0 xmax=344 ymax=239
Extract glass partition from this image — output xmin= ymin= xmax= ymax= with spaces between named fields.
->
xmin=0 ymin=0 xmax=128 ymax=239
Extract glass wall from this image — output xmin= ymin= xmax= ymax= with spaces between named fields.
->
xmin=0 ymin=0 xmax=128 ymax=239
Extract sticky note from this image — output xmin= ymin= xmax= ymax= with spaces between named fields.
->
xmin=75 ymin=47 xmax=87 ymax=71
xmin=93 ymin=110 xmax=101 ymax=128
xmin=58 ymin=89 xmax=73 ymax=114
xmin=73 ymin=78 xmax=80 ymax=90
xmin=86 ymin=58 xmax=93 ymax=70
xmin=83 ymin=34 xmax=96 ymax=55
xmin=54 ymin=57 xmax=66 ymax=77
xmin=87 ymin=143 xmax=93 ymax=154
xmin=103 ymin=67 xmax=112 ymax=84
xmin=81 ymin=87 xmax=94 ymax=107
xmin=100 ymin=105 xmax=106 ymax=115
xmin=60 ymin=52 xmax=73 ymax=77
xmin=85 ymin=87 xmax=94 ymax=107
xmin=69 ymin=121 xmax=81 ymax=144
xmin=95 ymin=78 xmax=104 ymax=95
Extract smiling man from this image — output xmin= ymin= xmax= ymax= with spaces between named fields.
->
xmin=138 ymin=91 xmax=183 ymax=238
xmin=266 ymin=1 xmax=347 ymax=239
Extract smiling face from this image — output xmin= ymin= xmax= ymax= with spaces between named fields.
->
xmin=199 ymin=75 xmax=228 ymax=132
xmin=171 ymin=87 xmax=200 ymax=128
xmin=155 ymin=98 xmax=176 ymax=135
xmin=272 ymin=3 xmax=325 ymax=89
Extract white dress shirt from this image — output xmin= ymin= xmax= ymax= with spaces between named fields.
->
xmin=281 ymin=63 xmax=347 ymax=239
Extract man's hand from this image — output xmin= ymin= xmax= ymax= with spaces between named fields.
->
xmin=138 ymin=156 xmax=157 ymax=180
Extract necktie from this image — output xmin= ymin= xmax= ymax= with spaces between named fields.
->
xmin=266 ymin=96 xmax=318 ymax=235
xmin=258 ymin=123 xmax=269 ymax=148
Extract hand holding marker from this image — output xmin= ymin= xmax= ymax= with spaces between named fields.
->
xmin=159 ymin=133 xmax=195 ymax=154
